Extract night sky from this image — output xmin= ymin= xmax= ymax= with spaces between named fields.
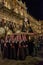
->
xmin=22 ymin=0 xmax=43 ymax=20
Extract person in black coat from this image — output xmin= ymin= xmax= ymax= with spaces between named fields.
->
xmin=25 ymin=40 xmax=29 ymax=56
xmin=1 ymin=38 xmax=4 ymax=58
xmin=23 ymin=35 xmax=29 ymax=56
xmin=3 ymin=39 xmax=8 ymax=59
xmin=10 ymin=39 xmax=16 ymax=59
xmin=14 ymin=36 xmax=19 ymax=60
xmin=20 ymin=40 xmax=26 ymax=60
xmin=5 ymin=35 xmax=11 ymax=59
xmin=18 ymin=35 xmax=25 ymax=60
xmin=21 ymin=35 xmax=26 ymax=60
xmin=14 ymin=39 xmax=17 ymax=59
xmin=28 ymin=36 xmax=34 ymax=56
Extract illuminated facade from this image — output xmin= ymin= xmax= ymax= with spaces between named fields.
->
xmin=0 ymin=0 xmax=42 ymax=36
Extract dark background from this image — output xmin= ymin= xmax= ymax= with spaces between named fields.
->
xmin=22 ymin=0 xmax=43 ymax=20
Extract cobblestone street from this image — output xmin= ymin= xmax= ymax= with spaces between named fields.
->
xmin=0 ymin=55 xmax=39 ymax=65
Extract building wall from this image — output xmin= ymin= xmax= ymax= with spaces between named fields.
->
xmin=0 ymin=0 xmax=43 ymax=34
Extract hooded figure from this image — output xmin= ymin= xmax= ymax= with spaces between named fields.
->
xmin=3 ymin=36 xmax=8 ymax=59
xmin=21 ymin=35 xmax=26 ymax=60
xmin=13 ymin=37 xmax=17 ymax=59
xmin=5 ymin=35 xmax=11 ymax=59
xmin=28 ymin=36 xmax=34 ymax=56
xmin=1 ymin=38 xmax=4 ymax=58
xmin=24 ymin=35 xmax=29 ymax=56
xmin=10 ymin=37 xmax=16 ymax=59
xmin=22 ymin=35 xmax=27 ymax=57
xmin=17 ymin=35 xmax=22 ymax=60
xmin=15 ymin=35 xmax=19 ymax=60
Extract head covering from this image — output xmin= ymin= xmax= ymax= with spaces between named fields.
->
xmin=16 ymin=35 xmax=19 ymax=42
xmin=22 ymin=34 xmax=27 ymax=41
xmin=10 ymin=34 xmax=14 ymax=41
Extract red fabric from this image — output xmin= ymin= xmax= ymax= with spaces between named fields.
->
xmin=19 ymin=45 xmax=22 ymax=48
xmin=22 ymin=35 xmax=27 ymax=41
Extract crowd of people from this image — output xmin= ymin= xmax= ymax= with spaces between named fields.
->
xmin=0 ymin=19 xmax=43 ymax=60
xmin=0 ymin=34 xmax=35 ymax=60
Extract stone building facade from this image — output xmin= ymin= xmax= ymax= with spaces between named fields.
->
xmin=0 ymin=0 xmax=42 ymax=36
